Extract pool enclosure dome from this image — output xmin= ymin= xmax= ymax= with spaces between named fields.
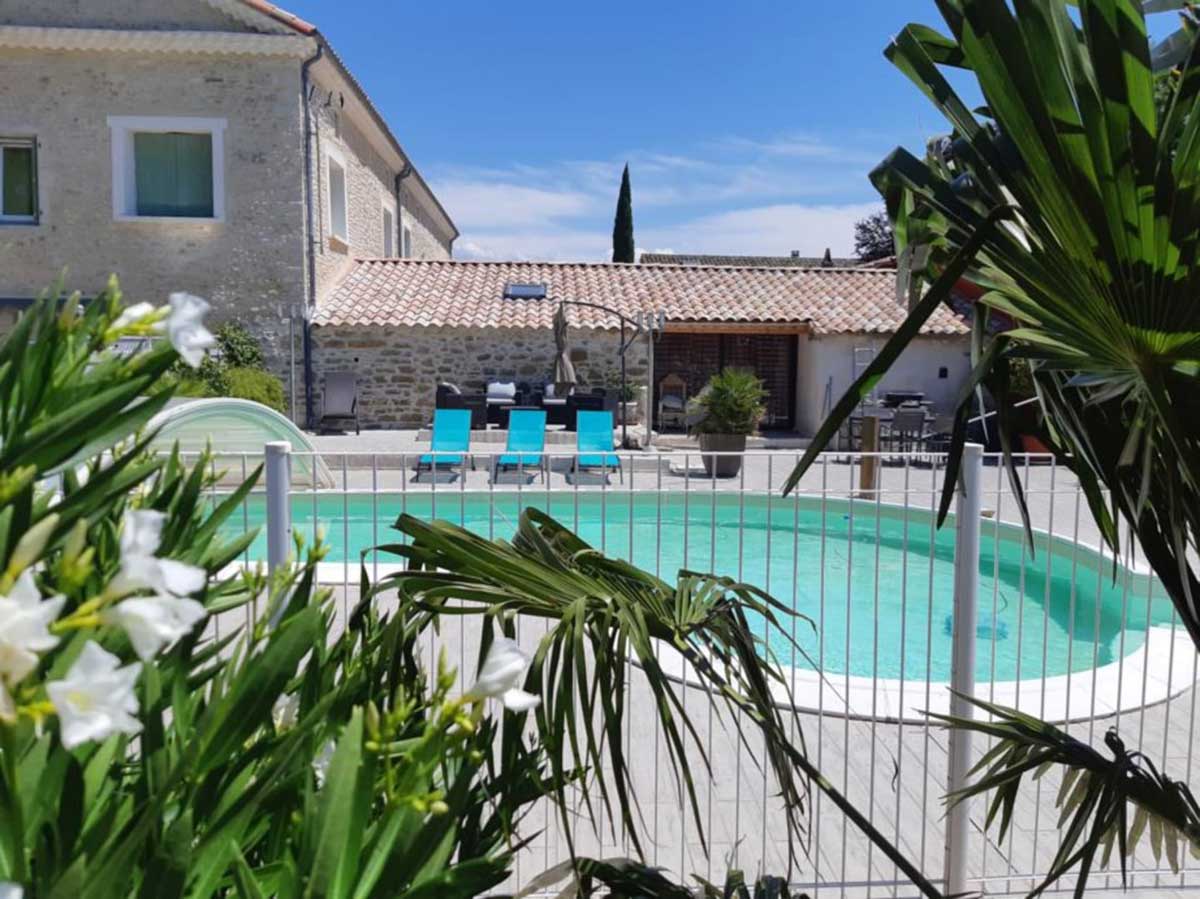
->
xmin=148 ymin=398 xmax=334 ymax=488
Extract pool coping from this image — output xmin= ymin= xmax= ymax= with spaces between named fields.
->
xmin=651 ymin=625 xmax=1197 ymax=724
xmin=309 ymin=559 xmax=1196 ymax=723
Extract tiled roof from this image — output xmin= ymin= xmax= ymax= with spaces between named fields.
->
xmin=234 ymin=0 xmax=316 ymax=34
xmin=313 ymin=259 xmax=968 ymax=336
xmin=640 ymin=252 xmax=866 ymax=268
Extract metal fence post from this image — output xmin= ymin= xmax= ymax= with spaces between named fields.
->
xmin=944 ymin=441 xmax=983 ymax=895
xmin=265 ymin=441 xmax=292 ymax=578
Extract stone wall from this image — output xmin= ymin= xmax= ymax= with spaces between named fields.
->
xmin=0 ymin=0 xmax=241 ymax=30
xmin=0 ymin=47 xmax=307 ymax=381
xmin=307 ymin=70 xmax=453 ymax=304
xmin=312 ymin=324 xmax=650 ymax=428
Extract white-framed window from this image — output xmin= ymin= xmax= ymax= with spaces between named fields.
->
xmin=108 ymin=116 xmax=225 ymax=221
xmin=0 ymin=137 xmax=37 ymax=224
xmin=402 ymin=224 xmax=413 ymax=258
xmin=382 ymin=201 xmax=395 ymax=257
xmin=327 ymin=147 xmax=348 ymax=242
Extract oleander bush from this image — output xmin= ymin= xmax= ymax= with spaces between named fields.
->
xmin=0 ymin=280 xmax=847 ymax=898
xmin=0 ymin=283 xmax=558 ymax=898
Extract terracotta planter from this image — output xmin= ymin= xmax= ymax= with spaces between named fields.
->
xmin=698 ymin=433 xmax=747 ymax=478
xmin=1020 ymin=434 xmax=1052 ymax=456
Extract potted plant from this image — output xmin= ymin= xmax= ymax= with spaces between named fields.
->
xmin=687 ymin=368 xmax=766 ymax=477
xmin=1007 ymin=358 xmax=1051 ymax=456
xmin=609 ymin=377 xmax=641 ymax=425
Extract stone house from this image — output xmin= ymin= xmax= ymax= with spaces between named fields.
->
xmin=0 ymin=0 xmax=458 ymax=422
xmin=311 ymin=258 xmax=971 ymax=432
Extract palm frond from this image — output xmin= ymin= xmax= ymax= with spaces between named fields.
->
xmin=786 ymin=0 xmax=1200 ymax=653
xmin=930 ymin=694 xmax=1200 ymax=897
xmin=373 ymin=509 xmax=947 ymax=899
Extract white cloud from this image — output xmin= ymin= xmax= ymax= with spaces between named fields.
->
xmin=455 ymin=228 xmax=612 ymax=262
xmin=433 ymin=181 xmax=597 ymax=228
xmin=640 ymin=202 xmax=879 ymax=258
xmin=434 ymin=131 xmax=886 ymax=261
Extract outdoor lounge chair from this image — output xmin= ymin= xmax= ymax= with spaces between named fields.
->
xmin=319 ymin=371 xmax=359 ymax=434
xmin=492 ymin=408 xmax=547 ymax=482
xmin=571 ymin=410 xmax=622 ymax=482
xmin=417 ymin=408 xmax=475 ymax=477
xmin=565 ymin=391 xmax=606 ymax=432
xmin=485 ymin=380 xmax=519 ymax=427
xmin=658 ymin=372 xmax=688 ymax=431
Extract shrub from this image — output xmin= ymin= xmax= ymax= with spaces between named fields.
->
xmin=214 ymin=320 xmax=264 ymax=369
xmin=0 ymin=283 xmax=556 ymax=896
xmin=164 ymin=321 xmax=288 ymax=412
xmin=687 ymin=367 xmax=766 ymax=435
xmin=226 ymin=365 xmax=286 ymax=412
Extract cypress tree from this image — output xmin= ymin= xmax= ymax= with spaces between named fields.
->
xmin=612 ymin=164 xmax=635 ymax=263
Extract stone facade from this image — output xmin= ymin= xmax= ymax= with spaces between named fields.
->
xmin=312 ymin=325 xmax=650 ymax=428
xmin=0 ymin=46 xmax=306 ymax=375
xmin=0 ymin=0 xmax=458 ymax=423
xmin=0 ymin=0 xmax=237 ymax=30
xmin=306 ymin=80 xmax=452 ymax=303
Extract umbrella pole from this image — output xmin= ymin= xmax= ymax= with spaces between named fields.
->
xmin=620 ymin=318 xmax=628 ymax=448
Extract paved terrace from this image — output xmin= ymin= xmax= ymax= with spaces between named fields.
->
xmin=241 ymin=430 xmax=1200 ymax=896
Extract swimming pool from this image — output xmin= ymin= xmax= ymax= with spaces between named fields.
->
xmin=224 ymin=490 xmax=1174 ymax=684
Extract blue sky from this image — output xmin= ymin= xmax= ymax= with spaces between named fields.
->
xmin=279 ymin=1 xmax=1168 ymax=261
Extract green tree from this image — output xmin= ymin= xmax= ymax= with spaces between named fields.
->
xmin=853 ymin=208 xmax=894 ymax=261
xmin=784 ymin=1 xmax=1200 ymax=892
xmin=612 ymin=163 xmax=635 ymax=263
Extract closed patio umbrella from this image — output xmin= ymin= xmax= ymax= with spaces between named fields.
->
xmin=553 ymin=303 xmax=576 ymax=393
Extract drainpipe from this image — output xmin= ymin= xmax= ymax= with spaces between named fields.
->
xmin=394 ymin=163 xmax=413 ymax=256
xmin=300 ymin=41 xmax=323 ymax=430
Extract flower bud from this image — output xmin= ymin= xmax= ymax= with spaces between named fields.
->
xmin=9 ymin=513 xmax=59 ymax=575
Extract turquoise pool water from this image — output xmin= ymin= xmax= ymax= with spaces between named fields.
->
xmin=224 ymin=491 xmax=1174 ymax=684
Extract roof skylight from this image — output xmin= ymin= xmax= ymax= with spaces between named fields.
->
xmin=503 ymin=282 xmax=547 ymax=300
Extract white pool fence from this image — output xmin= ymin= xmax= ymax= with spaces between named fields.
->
xmin=188 ymin=444 xmax=1199 ymax=897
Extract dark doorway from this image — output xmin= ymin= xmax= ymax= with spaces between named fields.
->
xmin=653 ymin=332 xmax=798 ymax=430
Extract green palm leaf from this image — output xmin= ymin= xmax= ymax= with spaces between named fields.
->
xmin=785 ymin=0 xmax=1200 ymax=651
xmin=780 ymin=1 xmax=1200 ymax=892
xmin=374 ymin=509 xmax=948 ymax=899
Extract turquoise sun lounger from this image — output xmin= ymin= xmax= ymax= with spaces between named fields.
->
xmin=494 ymin=408 xmax=547 ymax=481
xmin=418 ymin=408 xmax=474 ymax=476
xmin=572 ymin=410 xmax=622 ymax=482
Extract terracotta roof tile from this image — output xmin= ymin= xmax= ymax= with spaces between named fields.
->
xmin=639 ymin=252 xmax=864 ymax=268
xmin=312 ymin=259 xmax=969 ymax=336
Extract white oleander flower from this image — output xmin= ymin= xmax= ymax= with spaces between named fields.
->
xmin=0 ymin=570 xmax=65 ymax=686
xmin=464 ymin=637 xmax=540 ymax=712
xmin=46 ymin=642 xmax=141 ymax=749
xmin=110 ymin=510 xmax=207 ymax=600
xmin=272 ymin=693 xmax=299 ymax=732
xmin=103 ymin=595 xmax=206 ymax=661
xmin=111 ymin=302 xmax=157 ymax=331
xmin=166 ymin=292 xmax=216 ymax=368
xmin=0 ymin=681 xmax=15 ymax=725
xmin=313 ymin=738 xmax=336 ymax=787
